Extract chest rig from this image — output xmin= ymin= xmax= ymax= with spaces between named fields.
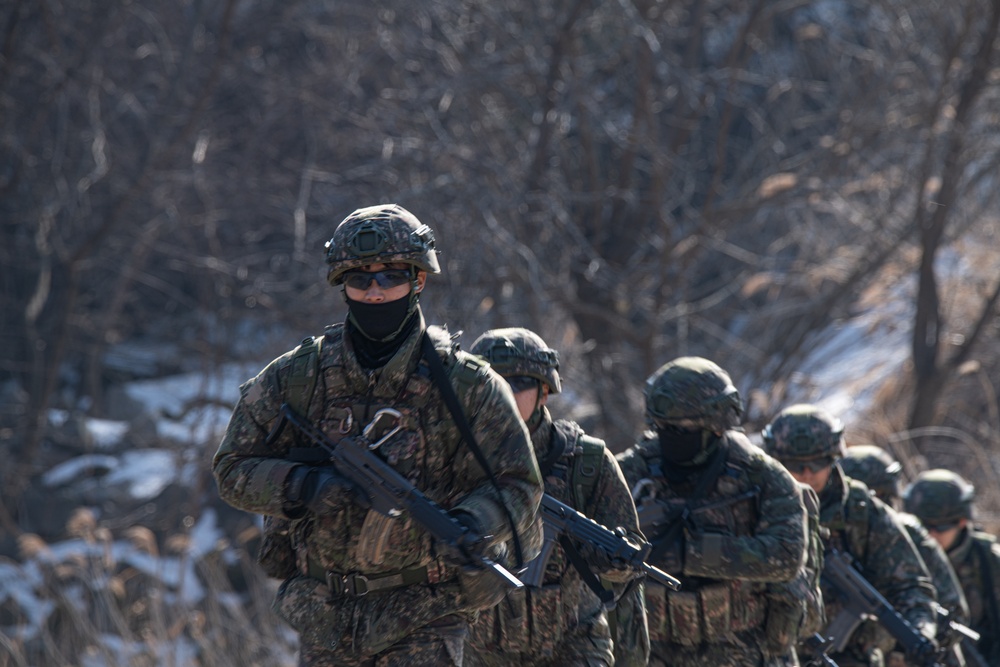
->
xmin=283 ymin=324 xmax=490 ymax=567
xmin=632 ymin=439 xmax=770 ymax=646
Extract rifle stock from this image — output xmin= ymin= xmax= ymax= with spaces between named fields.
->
xmin=280 ymin=404 xmax=524 ymax=591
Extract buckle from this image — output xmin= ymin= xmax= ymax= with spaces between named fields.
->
xmin=327 ymin=572 xmax=369 ymax=598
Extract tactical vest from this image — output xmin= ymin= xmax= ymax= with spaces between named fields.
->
xmin=255 ymin=325 xmax=487 ymax=578
xmin=634 ymin=438 xmax=770 ymax=646
xmin=471 ymin=418 xmax=608 ymax=658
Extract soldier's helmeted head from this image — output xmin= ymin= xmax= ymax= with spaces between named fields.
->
xmin=761 ymin=404 xmax=845 ymax=495
xmin=644 ymin=356 xmax=743 ymax=466
xmin=761 ymin=404 xmax=846 ymax=462
xmin=470 ymin=328 xmax=561 ymax=394
xmin=903 ymin=469 xmax=975 ymax=529
xmin=840 ymin=444 xmax=903 ymax=503
xmin=324 ymin=204 xmax=440 ymax=342
xmin=325 ymin=204 xmax=440 ymax=284
xmin=471 ymin=327 xmax=560 ymax=430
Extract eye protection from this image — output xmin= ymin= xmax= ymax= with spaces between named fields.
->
xmin=781 ymin=458 xmax=835 ymax=474
xmin=341 ymin=269 xmax=412 ymax=291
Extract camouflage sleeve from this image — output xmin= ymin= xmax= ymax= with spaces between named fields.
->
xmin=902 ymin=514 xmax=970 ymax=627
xmin=860 ymin=498 xmax=938 ymax=638
xmin=614 ymin=442 xmax=652 ymax=493
xmin=684 ymin=451 xmax=807 ymax=583
xmin=450 ymin=364 xmax=544 ymax=561
xmin=588 ymin=448 xmax=643 ymax=584
xmin=212 ymin=353 xmax=301 ymax=518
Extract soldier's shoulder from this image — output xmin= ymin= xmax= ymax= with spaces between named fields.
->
xmin=615 ymin=437 xmax=658 ymax=476
xmin=724 ymin=431 xmax=793 ymax=481
xmin=971 ymin=530 xmax=1000 ymax=557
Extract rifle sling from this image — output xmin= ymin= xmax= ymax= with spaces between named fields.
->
xmin=558 ymin=533 xmax=616 ymax=606
xmin=420 ymin=332 xmax=525 ymax=568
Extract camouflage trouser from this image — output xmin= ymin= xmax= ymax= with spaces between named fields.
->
xmin=299 ymin=620 xmax=467 ymax=666
xmin=275 ymin=574 xmax=469 ymax=666
xmin=649 ymin=633 xmax=768 ymax=667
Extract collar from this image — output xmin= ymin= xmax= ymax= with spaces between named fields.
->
xmin=947 ymin=526 xmax=974 ymax=565
xmin=531 ymin=407 xmax=556 ymax=460
xmin=342 ymin=309 xmax=427 ymax=398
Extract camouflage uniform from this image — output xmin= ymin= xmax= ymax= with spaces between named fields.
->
xmin=213 ymin=205 xmax=544 ymax=666
xmin=904 ymin=470 xmax=1000 ymax=666
xmin=616 ymin=357 xmax=808 ymax=667
xmin=763 ymin=406 xmax=938 ymax=667
xmin=464 ymin=328 xmax=643 ymax=667
xmin=842 ymin=447 xmax=970 ymax=667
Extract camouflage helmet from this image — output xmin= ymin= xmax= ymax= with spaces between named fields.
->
xmin=840 ymin=445 xmax=903 ymax=501
xmin=644 ymin=356 xmax=743 ymax=432
xmin=325 ymin=204 xmax=441 ymax=285
xmin=902 ymin=469 xmax=975 ymax=526
xmin=761 ymin=404 xmax=846 ymax=461
xmin=470 ymin=328 xmax=561 ymax=393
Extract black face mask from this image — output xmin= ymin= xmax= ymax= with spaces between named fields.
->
xmin=657 ymin=423 xmax=710 ymax=466
xmin=346 ymin=296 xmax=413 ymax=341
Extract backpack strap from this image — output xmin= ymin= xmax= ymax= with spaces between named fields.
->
xmin=285 ymin=335 xmax=323 ymax=417
xmin=420 ymin=332 xmax=526 ymax=568
xmin=572 ymin=433 xmax=607 ymax=515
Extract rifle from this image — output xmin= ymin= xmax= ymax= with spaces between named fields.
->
xmin=821 ymin=549 xmax=942 ymax=667
xmin=520 ymin=493 xmax=681 ymax=593
xmin=802 ymin=632 xmax=840 ymax=667
xmin=276 ymin=404 xmax=525 ymax=591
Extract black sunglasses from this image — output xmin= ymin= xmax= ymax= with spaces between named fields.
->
xmin=924 ymin=520 xmax=962 ymax=533
xmin=781 ymin=458 xmax=835 ymax=474
xmin=342 ymin=269 xmax=412 ymax=291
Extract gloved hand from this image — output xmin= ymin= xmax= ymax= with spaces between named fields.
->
xmin=449 ymin=510 xmax=490 ymax=562
xmin=574 ymin=527 xmax=633 ymax=572
xmin=285 ymin=466 xmax=370 ymax=515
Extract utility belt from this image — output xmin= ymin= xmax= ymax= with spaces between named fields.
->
xmin=645 ymin=580 xmax=767 ymax=646
xmin=304 ymin=555 xmax=455 ymax=600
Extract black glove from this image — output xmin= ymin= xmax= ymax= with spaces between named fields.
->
xmin=285 ymin=466 xmax=369 ymax=515
xmin=574 ymin=527 xmax=634 ymax=572
xmin=450 ymin=510 xmax=490 ymax=562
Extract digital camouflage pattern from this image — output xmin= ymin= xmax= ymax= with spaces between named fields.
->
xmin=761 ymin=404 xmax=846 ymax=462
xmin=942 ymin=527 xmax=1000 ymax=665
xmin=904 ymin=471 xmax=1000 ymax=664
xmin=763 ymin=482 xmax=827 ymax=664
xmin=841 ymin=445 xmax=904 ymax=502
xmin=808 ymin=465 xmax=938 ymax=667
xmin=617 ymin=430 xmax=808 ymax=667
xmin=213 ymin=315 xmax=543 ymax=665
xmin=893 ymin=511 xmax=970 ymax=667
xmin=842 ymin=450 xmax=970 ymax=665
xmin=324 ymin=204 xmax=441 ymax=285
xmin=643 ymin=356 xmax=743 ymax=432
xmin=466 ymin=408 xmax=640 ymax=667
xmin=902 ymin=470 xmax=975 ymax=527
xmin=470 ymin=328 xmax=562 ymax=394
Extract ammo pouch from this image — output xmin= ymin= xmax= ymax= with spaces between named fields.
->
xmin=645 ymin=579 xmax=766 ymax=646
xmin=256 ymin=515 xmax=298 ymax=580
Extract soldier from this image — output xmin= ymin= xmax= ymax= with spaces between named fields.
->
xmin=762 ymin=405 xmax=938 ymax=667
xmin=213 ymin=204 xmax=544 ymax=666
xmin=464 ymin=327 xmax=645 ymax=667
xmin=903 ymin=470 xmax=1000 ymax=666
xmin=616 ymin=356 xmax=809 ymax=667
xmin=842 ymin=447 xmax=971 ymax=666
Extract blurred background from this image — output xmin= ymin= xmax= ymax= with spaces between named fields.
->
xmin=3 ymin=0 xmax=1000 ymax=664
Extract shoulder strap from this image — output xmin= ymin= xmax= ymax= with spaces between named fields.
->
xmin=286 ymin=335 xmax=323 ymax=416
xmin=572 ymin=433 xmax=606 ymax=515
xmin=420 ymin=332 xmax=525 ymax=568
